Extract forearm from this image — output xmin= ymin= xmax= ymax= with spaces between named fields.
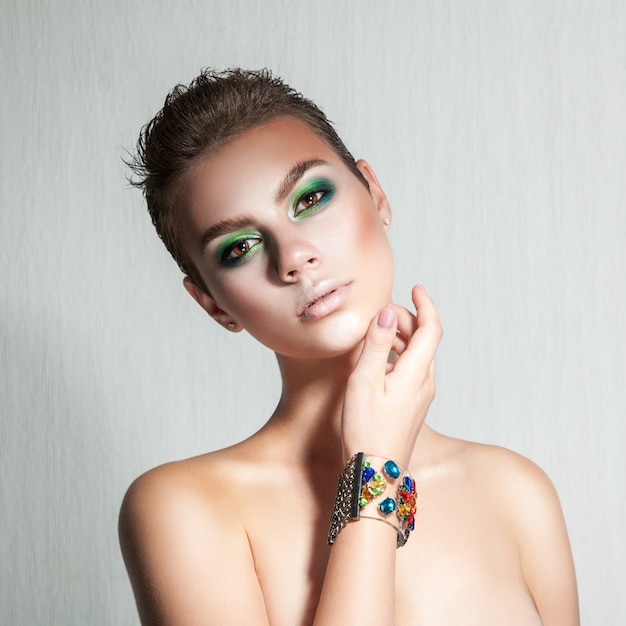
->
xmin=315 ymin=518 xmax=399 ymax=625
xmin=312 ymin=292 xmax=440 ymax=624
xmin=314 ymin=451 xmax=416 ymax=625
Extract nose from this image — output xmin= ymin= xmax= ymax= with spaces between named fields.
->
xmin=275 ymin=237 xmax=320 ymax=283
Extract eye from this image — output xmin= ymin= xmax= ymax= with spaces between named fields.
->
xmin=229 ymin=239 xmax=254 ymax=258
xmin=219 ymin=235 xmax=263 ymax=267
xmin=293 ymin=179 xmax=335 ymax=218
xmin=297 ymin=191 xmax=326 ymax=212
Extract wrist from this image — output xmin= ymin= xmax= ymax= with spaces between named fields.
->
xmin=328 ymin=452 xmax=417 ymax=548
xmin=341 ymin=443 xmax=412 ymax=470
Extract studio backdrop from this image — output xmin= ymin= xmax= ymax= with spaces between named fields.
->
xmin=1 ymin=0 xmax=624 ymax=623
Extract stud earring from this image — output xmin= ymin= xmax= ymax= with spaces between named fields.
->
xmin=383 ymin=218 xmax=390 ymax=226
xmin=227 ymin=322 xmax=236 ymax=330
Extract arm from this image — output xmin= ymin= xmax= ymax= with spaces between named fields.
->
xmin=119 ymin=465 xmax=270 ymax=626
xmin=315 ymin=285 xmax=442 ymax=624
xmin=502 ymin=455 xmax=580 ymax=625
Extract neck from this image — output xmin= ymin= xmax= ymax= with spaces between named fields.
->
xmin=265 ymin=350 xmax=359 ymax=466
xmin=257 ymin=349 xmax=441 ymax=475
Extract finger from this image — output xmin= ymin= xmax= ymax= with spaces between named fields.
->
xmin=351 ymin=308 xmax=398 ymax=384
xmin=393 ymin=285 xmax=443 ymax=373
xmin=410 ymin=284 xmax=443 ymax=363
xmin=412 ymin=283 xmax=441 ymax=330
xmin=387 ymin=303 xmax=417 ymax=344
xmin=391 ymin=333 xmax=408 ymax=356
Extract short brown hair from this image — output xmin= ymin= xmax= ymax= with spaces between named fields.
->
xmin=127 ymin=68 xmax=367 ymax=290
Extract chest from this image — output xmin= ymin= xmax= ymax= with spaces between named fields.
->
xmin=246 ymin=476 xmax=540 ymax=626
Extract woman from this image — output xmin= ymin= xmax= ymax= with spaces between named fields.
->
xmin=120 ymin=69 xmax=579 ymax=625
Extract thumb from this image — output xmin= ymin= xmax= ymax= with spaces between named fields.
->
xmin=352 ymin=308 xmax=397 ymax=383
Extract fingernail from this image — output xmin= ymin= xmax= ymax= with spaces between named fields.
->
xmin=377 ymin=308 xmax=395 ymax=329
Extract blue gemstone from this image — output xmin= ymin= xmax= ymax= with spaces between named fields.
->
xmin=379 ymin=498 xmax=396 ymax=515
xmin=363 ymin=467 xmax=375 ymax=482
xmin=403 ymin=476 xmax=413 ymax=491
xmin=383 ymin=460 xmax=400 ymax=479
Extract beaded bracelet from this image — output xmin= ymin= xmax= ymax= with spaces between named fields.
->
xmin=328 ymin=453 xmax=417 ymax=548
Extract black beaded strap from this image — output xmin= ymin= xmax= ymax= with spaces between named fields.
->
xmin=327 ymin=453 xmax=364 ymax=544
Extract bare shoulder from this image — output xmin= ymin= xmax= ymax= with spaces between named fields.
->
xmin=120 ymin=448 xmax=245 ymax=539
xmin=119 ymin=447 xmax=269 ymax=625
xmin=457 ymin=437 xmax=557 ymax=495
xmin=433 ymin=435 xmax=568 ymax=549
xmin=121 ymin=446 xmax=246 ymax=508
xmin=118 ymin=443 xmax=261 ymax=557
xmin=421 ymin=429 xmax=554 ymax=487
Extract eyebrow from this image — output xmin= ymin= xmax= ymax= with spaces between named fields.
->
xmin=274 ymin=158 xmax=329 ymax=203
xmin=199 ymin=216 xmax=254 ymax=252
xmin=199 ymin=158 xmax=329 ymax=253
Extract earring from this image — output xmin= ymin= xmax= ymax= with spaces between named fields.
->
xmin=227 ymin=322 xmax=236 ymax=330
xmin=383 ymin=218 xmax=390 ymax=226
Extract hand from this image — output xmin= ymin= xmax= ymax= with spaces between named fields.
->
xmin=341 ymin=285 xmax=442 ymax=466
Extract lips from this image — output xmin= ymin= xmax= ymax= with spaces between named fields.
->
xmin=298 ymin=281 xmax=352 ymax=321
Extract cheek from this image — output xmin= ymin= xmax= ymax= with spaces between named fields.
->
xmin=210 ymin=275 xmax=291 ymax=346
xmin=332 ymin=204 xmax=393 ymax=271
xmin=210 ymin=277 xmax=263 ymax=319
xmin=356 ymin=211 xmax=395 ymax=297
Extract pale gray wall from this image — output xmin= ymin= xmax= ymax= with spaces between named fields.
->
xmin=1 ymin=0 xmax=624 ymax=623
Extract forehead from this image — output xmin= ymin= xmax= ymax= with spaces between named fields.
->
xmin=203 ymin=117 xmax=340 ymax=178
xmin=184 ymin=117 xmax=345 ymax=219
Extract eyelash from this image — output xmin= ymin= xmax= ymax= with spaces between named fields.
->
xmin=293 ymin=180 xmax=335 ymax=218
xmin=220 ymin=235 xmax=263 ymax=267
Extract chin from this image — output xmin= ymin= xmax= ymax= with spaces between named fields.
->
xmin=324 ymin=310 xmax=371 ymax=347
xmin=273 ymin=309 xmax=372 ymax=361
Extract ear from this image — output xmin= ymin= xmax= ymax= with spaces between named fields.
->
xmin=356 ymin=160 xmax=392 ymax=229
xmin=183 ymin=277 xmax=243 ymax=332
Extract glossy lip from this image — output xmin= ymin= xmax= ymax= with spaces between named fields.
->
xmin=298 ymin=280 xmax=352 ymax=321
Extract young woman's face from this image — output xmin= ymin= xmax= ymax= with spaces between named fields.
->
xmin=181 ymin=117 xmax=394 ymax=360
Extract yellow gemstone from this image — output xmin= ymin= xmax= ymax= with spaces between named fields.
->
xmin=367 ymin=477 xmax=387 ymax=498
xmin=399 ymin=504 xmax=411 ymax=517
xmin=360 ymin=486 xmax=373 ymax=504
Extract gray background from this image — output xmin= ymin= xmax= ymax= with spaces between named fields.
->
xmin=1 ymin=0 xmax=624 ymax=623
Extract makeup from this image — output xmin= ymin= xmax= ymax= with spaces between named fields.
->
xmin=214 ymin=177 xmax=336 ymax=268
xmin=292 ymin=178 xmax=335 ymax=219
xmin=216 ymin=232 xmax=262 ymax=267
xmin=298 ymin=280 xmax=353 ymax=322
xmin=299 ymin=283 xmax=352 ymax=322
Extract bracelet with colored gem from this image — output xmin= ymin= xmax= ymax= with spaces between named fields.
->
xmin=328 ymin=453 xmax=417 ymax=548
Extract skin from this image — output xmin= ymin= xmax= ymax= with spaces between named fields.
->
xmin=119 ymin=117 xmax=579 ymax=625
